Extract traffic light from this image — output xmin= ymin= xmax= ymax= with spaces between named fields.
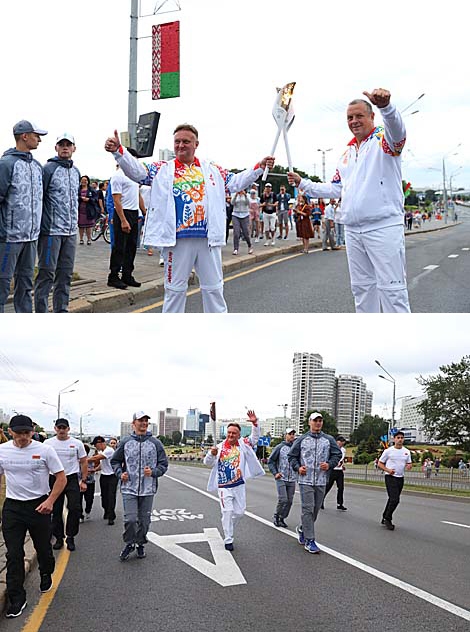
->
xmin=135 ymin=111 xmax=160 ymax=158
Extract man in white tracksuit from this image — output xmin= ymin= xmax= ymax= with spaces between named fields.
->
xmin=288 ymin=88 xmax=410 ymax=313
xmin=105 ymin=125 xmax=274 ymax=312
xmin=203 ymin=410 xmax=264 ymax=550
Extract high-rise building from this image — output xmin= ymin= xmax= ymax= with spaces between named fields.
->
xmin=158 ymin=408 xmax=183 ymax=437
xmin=291 ymin=352 xmax=323 ymax=431
xmin=335 ymin=374 xmax=372 ymax=438
xmin=185 ymin=408 xmax=200 ymax=432
xmin=264 ymin=416 xmax=293 ymax=438
xmin=400 ymin=395 xmax=428 ymax=441
xmin=159 ymin=148 xmax=176 ymax=161
xmin=292 ymin=352 xmax=373 ymax=438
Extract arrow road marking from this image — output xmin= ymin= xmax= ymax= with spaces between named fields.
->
xmin=147 ymin=528 xmax=246 ymax=587
xmin=442 ymin=520 xmax=470 ymax=529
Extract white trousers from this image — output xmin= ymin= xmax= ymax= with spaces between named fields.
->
xmin=162 ymin=238 xmax=227 ymax=313
xmin=217 ymin=485 xmax=246 ymax=544
xmin=345 ymin=224 xmax=411 ymax=313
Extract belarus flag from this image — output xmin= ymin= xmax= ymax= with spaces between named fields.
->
xmin=152 ymin=21 xmax=180 ymax=99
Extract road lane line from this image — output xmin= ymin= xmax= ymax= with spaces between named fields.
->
xmin=448 ymin=254 xmax=459 ymax=258
xmin=408 ymin=266 xmax=439 ymax=290
xmin=21 ymin=549 xmax=70 ymax=632
xmin=167 ymin=474 xmax=470 ymax=622
xmin=442 ymin=520 xmax=470 ymax=529
xmin=132 ymin=251 xmax=310 ymax=313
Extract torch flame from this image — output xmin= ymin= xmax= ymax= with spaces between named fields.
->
xmin=276 ymin=82 xmax=296 ymax=111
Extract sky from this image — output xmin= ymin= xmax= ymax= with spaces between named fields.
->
xmin=1 ymin=314 xmax=469 ymax=435
xmin=0 ymin=0 xmax=468 ymax=191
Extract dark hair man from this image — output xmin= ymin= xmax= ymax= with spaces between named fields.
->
xmin=377 ymin=430 xmax=412 ymax=530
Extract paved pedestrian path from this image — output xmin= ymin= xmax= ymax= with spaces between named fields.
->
xmin=5 ymin=217 xmax=457 ymax=313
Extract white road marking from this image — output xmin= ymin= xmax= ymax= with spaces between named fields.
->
xmin=462 ymin=248 xmax=469 ymax=251
xmin=147 ymin=528 xmax=246 ymax=587
xmin=448 ymin=254 xmax=459 ymax=258
xmin=422 ymin=265 xmax=439 ymax=270
xmin=166 ymin=474 xmax=470 ymax=622
xmin=408 ymin=266 xmax=439 ymax=290
xmin=442 ymin=520 xmax=470 ymax=529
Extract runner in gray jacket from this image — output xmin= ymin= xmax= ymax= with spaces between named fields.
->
xmin=0 ymin=120 xmax=47 ymax=312
xmin=34 ymin=133 xmax=81 ymax=312
xmin=288 ymin=412 xmax=342 ymax=554
xmin=267 ymin=427 xmax=298 ymax=527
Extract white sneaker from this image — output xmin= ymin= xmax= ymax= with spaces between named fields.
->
xmin=159 ymin=257 xmax=164 ymax=266
xmin=271 ymin=240 xmax=275 ymax=246
xmin=232 ymin=250 xmax=238 ymax=255
xmin=255 ymin=238 xmax=259 ymax=243
xmin=264 ymin=241 xmax=269 ymax=247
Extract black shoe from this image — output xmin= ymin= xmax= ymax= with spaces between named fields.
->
xmin=224 ymin=543 xmax=234 ymax=551
xmin=40 ymin=573 xmax=53 ymax=593
xmin=278 ymin=518 xmax=288 ymax=528
xmin=122 ymin=277 xmax=141 ymax=288
xmin=136 ymin=545 xmax=146 ymax=559
xmin=120 ymin=543 xmax=135 ymax=561
xmin=66 ymin=537 xmax=75 ymax=551
xmin=107 ymin=277 xmax=128 ymax=290
xmin=272 ymin=514 xmax=281 ymax=527
xmin=320 ymin=504 xmax=325 ymax=510
xmin=52 ymin=538 xmax=63 ymax=550
xmin=337 ymin=505 xmax=348 ymax=511
xmin=5 ymin=600 xmax=27 ymax=618
xmin=108 ymin=519 xmax=115 ymax=525
xmin=382 ymin=519 xmax=395 ymax=530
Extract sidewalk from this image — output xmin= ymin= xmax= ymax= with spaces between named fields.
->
xmin=6 ymin=217 xmax=458 ymax=313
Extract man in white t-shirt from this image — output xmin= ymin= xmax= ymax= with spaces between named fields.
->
xmin=88 ymin=436 xmax=119 ymax=525
xmin=108 ymin=152 xmax=146 ymax=290
xmin=0 ymin=415 xmax=66 ymax=618
xmin=378 ymin=430 xmax=412 ymax=530
xmin=322 ymin=435 xmax=347 ymax=510
xmin=44 ymin=418 xmax=88 ymax=551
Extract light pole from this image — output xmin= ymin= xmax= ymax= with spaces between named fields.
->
xmin=277 ymin=404 xmax=288 ymax=420
xmin=79 ymin=408 xmax=93 ymax=441
xmin=442 ymin=145 xmax=462 ymax=222
xmin=375 ymin=360 xmax=396 ymax=439
xmin=317 ymin=148 xmax=332 ymax=183
xmin=57 ymin=380 xmax=79 ymax=419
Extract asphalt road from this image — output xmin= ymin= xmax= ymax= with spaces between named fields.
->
xmin=8 ymin=465 xmax=470 ymax=631
xmin=134 ymin=213 xmax=470 ymax=313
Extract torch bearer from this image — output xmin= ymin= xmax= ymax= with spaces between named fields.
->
xmin=262 ymin=82 xmax=296 ymax=181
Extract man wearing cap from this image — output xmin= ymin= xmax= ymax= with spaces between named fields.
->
xmin=111 ymin=412 xmax=168 ymax=561
xmin=0 ymin=415 xmax=66 ymax=618
xmin=267 ymin=427 xmax=298 ymax=527
xmin=33 ymin=133 xmax=81 ymax=312
xmin=44 ymin=419 xmax=88 ymax=552
xmin=322 ymin=435 xmax=348 ymax=511
xmin=288 ymin=412 xmax=342 ymax=554
xmin=0 ymin=120 xmax=47 ymax=312
xmin=104 ymin=125 xmax=275 ymax=312
xmin=88 ymin=436 xmax=119 ymax=525
xmin=260 ymin=182 xmax=278 ymax=246
xmin=203 ymin=410 xmax=265 ymax=551
xmin=377 ymin=430 xmax=412 ymax=530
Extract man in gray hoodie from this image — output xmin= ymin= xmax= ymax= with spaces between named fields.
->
xmin=0 ymin=120 xmax=47 ymax=312
xmin=267 ymin=427 xmax=297 ymax=527
xmin=288 ymin=412 xmax=342 ymax=554
xmin=34 ymin=133 xmax=81 ymax=312
xmin=111 ymin=411 xmax=168 ymax=561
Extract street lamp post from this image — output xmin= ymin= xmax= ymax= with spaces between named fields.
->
xmin=79 ymin=408 xmax=93 ymax=441
xmin=375 ymin=360 xmax=396 ymax=440
xmin=317 ymin=148 xmax=332 ymax=183
xmin=57 ymin=380 xmax=79 ymax=419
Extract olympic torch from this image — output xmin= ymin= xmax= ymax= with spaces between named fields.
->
xmin=262 ymin=82 xmax=296 ymax=181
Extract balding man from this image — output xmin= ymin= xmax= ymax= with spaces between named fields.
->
xmin=288 ymin=89 xmax=410 ymax=313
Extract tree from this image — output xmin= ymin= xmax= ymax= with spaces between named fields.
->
xmin=350 ymin=414 xmax=388 ymax=446
xmin=303 ymin=410 xmax=338 ymax=436
xmin=417 ymin=356 xmax=470 ymax=450
xmin=172 ymin=430 xmax=182 ymax=445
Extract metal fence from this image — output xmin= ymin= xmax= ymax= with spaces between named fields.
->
xmin=345 ymin=465 xmax=470 ymax=492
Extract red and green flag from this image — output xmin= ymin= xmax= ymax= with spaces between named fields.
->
xmin=152 ymin=21 xmax=180 ymax=99
xmin=403 ymin=181 xmax=412 ymax=198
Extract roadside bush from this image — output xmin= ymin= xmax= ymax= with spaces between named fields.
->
xmin=354 ymin=451 xmax=374 ymax=465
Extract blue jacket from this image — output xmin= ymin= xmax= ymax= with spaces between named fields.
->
xmin=288 ymin=431 xmax=341 ymax=486
xmin=41 ymin=157 xmax=81 ymax=235
xmin=0 ymin=148 xmax=43 ymax=242
xmin=111 ymin=432 xmax=168 ymax=496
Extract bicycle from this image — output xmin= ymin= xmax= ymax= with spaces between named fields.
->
xmin=91 ymin=213 xmax=111 ymax=244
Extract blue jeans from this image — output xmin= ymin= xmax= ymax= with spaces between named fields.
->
xmin=335 ymin=222 xmax=345 ymax=246
xmin=121 ymin=494 xmax=154 ymax=545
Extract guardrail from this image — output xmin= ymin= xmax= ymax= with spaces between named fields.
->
xmin=345 ymin=465 xmax=470 ymax=492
